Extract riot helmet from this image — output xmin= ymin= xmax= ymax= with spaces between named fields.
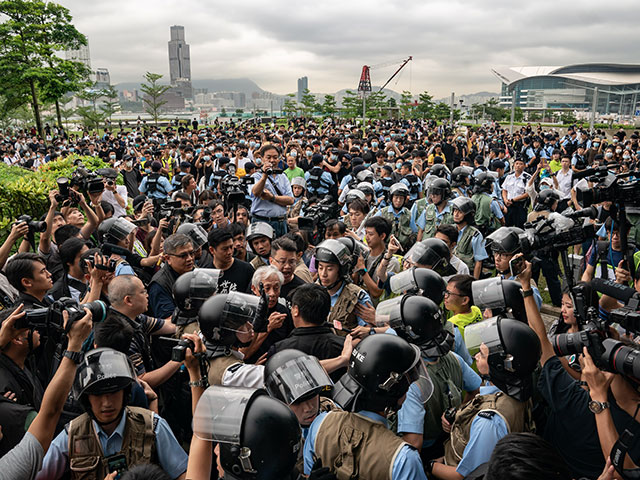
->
xmin=389 ymin=182 xmax=410 ymax=198
xmin=264 ymin=349 xmax=333 ymax=406
xmin=451 ymin=166 xmax=473 ymax=187
xmin=74 ymin=348 xmax=136 ymax=420
xmin=172 ymin=268 xmax=221 ymax=315
xmin=337 ymin=236 xmax=370 ymax=265
xmin=193 ymin=386 xmax=301 ymax=480
xmin=315 ymin=239 xmax=352 ymax=284
xmin=246 ymin=222 xmax=274 ymax=244
xmin=535 ymin=189 xmax=560 ymax=212
xmin=199 ymin=292 xmax=263 ymax=345
xmin=98 ymin=217 xmax=136 ymax=244
xmin=332 ymin=334 xmax=433 ymax=413
xmin=404 ymin=238 xmax=455 ymax=277
xmin=356 ymin=181 xmax=375 ymax=198
xmin=427 ymin=178 xmax=451 ymax=204
xmin=472 ymin=277 xmax=527 ymax=321
xmin=356 ymin=169 xmax=375 ymax=184
xmin=291 ymin=176 xmax=306 ymax=190
xmin=376 ymin=295 xmax=453 ymax=358
xmin=429 ymin=164 xmax=449 ymax=179
xmin=474 ymin=171 xmax=495 ymax=193
xmin=450 ymin=196 xmax=476 ymax=224
xmin=344 ymin=188 xmax=366 ymax=205
xmin=485 ymin=227 xmax=522 ymax=255
xmin=176 ymin=223 xmax=208 ymax=249
xmin=464 ymin=317 xmax=541 ymax=401
xmin=389 ymin=267 xmax=446 ymax=304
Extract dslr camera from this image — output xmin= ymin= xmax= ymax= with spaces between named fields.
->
xmin=519 ymin=213 xmax=594 ymax=254
xmin=298 ymin=196 xmax=339 ymax=232
xmin=15 ymin=215 xmax=46 ymax=234
xmin=14 ymin=298 xmax=108 ymax=331
xmin=171 ymin=338 xmax=196 ymax=362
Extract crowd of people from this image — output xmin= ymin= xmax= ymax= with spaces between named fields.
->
xmin=0 ymin=116 xmax=637 ymax=479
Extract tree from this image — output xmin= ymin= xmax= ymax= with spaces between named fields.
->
xmin=514 ymin=106 xmax=524 ymax=122
xmin=220 ymin=107 xmax=227 ymax=118
xmin=300 ymin=89 xmax=319 ymax=117
xmin=321 ymin=95 xmax=337 ymax=117
xmin=416 ymin=91 xmax=434 ymax=118
xmin=140 ymin=72 xmax=170 ymax=125
xmin=100 ymin=85 xmax=119 ymax=123
xmin=341 ymin=90 xmax=362 ymax=119
xmin=432 ymin=102 xmax=451 ymax=121
xmin=282 ymin=94 xmax=297 ymax=117
xmin=0 ymin=0 xmax=89 ymax=137
xmin=400 ymin=90 xmax=412 ymax=118
xmin=560 ymin=110 xmax=577 ymax=124
xmin=76 ymin=85 xmax=105 ymax=131
xmin=366 ymin=91 xmax=388 ymax=120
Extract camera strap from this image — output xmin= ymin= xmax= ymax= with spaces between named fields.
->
xmin=266 ymin=175 xmax=283 ymax=197
xmin=610 ymin=403 xmax=640 ymax=479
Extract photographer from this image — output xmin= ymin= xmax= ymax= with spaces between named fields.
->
xmin=250 ymin=144 xmax=294 ymax=237
xmin=5 ymin=253 xmax=53 ymax=310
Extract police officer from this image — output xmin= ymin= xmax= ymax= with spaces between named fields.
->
xmin=190 ymin=386 xmax=302 ymax=480
xmin=380 ymin=295 xmax=481 ymax=457
xmin=377 ymin=183 xmax=414 ymax=250
xmin=38 ymin=348 xmax=188 ymax=479
xmin=305 ymin=153 xmax=335 ymax=197
xmin=303 ymin=334 xmax=432 ymax=480
xmin=501 ymin=158 xmax=531 ymax=228
xmin=403 ymin=238 xmax=457 ymax=278
xmin=246 ymin=222 xmax=275 ymax=270
xmin=472 ymin=172 xmax=504 ymax=237
xmin=417 ymin=178 xmax=454 ymax=241
xmin=431 ymin=317 xmax=541 ymax=479
xmin=450 ymin=197 xmax=488 ymax=279
xmin=139 ymin=161 xmax=172 ymax=200
xmin=400 ymin=161 xmax=422 ymax=204
xmin=171 ymin=268 xmax=221 ymax=336
xmin=450 ymin=166 xmax=472 ymax=198
xmin=378 ymin=165 xmax=396 ymax=207
xmin=315 ymin=239 xmax=373 ymax=337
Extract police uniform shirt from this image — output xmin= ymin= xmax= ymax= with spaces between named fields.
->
xmin=416 ymin=203 xmax=452 ymax=231
xmin=457 ymin=226 xmax=489 ymax=262
xmin=220 ymin=353 xmax=265 ymax=389
xmin=303 ymin=410 xmax=428 ymax=480
xmin=501 ymin=172 xmax=530 ymax=201
xmin=304 ymin=169 xmax=335 ymax=196
xmin=250 ymin=172 xmax=292 ymax=218
xmin=330 ymin=283 xmax=373 ymax=327
xmin=397 ymin=352 xmax=481 ymax=446
xmin=138 ymin=175 xmax=172 ymax=199
xmin=37 ymin=411 xmax=188 ymax=480
xmin=400 ymin=177 xmax=422 ymax=201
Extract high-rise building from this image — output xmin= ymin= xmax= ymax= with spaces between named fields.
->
xmin=168 ymin=25 xmax=192 ymax=99
xmin=95 ymin=68 xmax=110 ymax=87
xmin=297 ymin=76 xmax=308 ymax=102
xmin=66 ymin=44 xmax=91 ymax=71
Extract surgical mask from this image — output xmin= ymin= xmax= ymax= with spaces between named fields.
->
xmin=388 ymin=151 xmax=395 ymax=157
xmin=613 ymin=138 xmax=619 ymax=144
xmin=231 ymin=146 xmax=236 ymax=151
xmin=109 ymin=154 xmax=116 ymax=160
xmin=290 ymin=150 xmax=297 ymax=158
xmin=616 ymin=149 xmax=622 ymax=154
xmin=215 ymin=152 xmax=222 ymax=158
xmin=306 ymin=150 xmax=313 ymax=157
xmin=249 ymin=141 xmax=256 ymax=148
xmin=605 ymin=152 xmax=614 ymax=159
xmin=364 ymin=162 xmax=371 ymax=168
xmin=186 ymin=154 xmax=193 ymax=159
xmin=363 ymin=146 xmax=369 ymax=151
xmin=125 ymin=161 xmax=133 ymax=168
xmin=330 ymin=155 xmax=337 ymax=161
xmin=203 ymin=155 xmax=211 ymax=161
xmin=624 ymin=154 xmax=631 ymax=160
xmin=140 ymin=156 xmax=145 ymax=162
xmin=385 ymin=137 xmax=391 ymax=142
xmin=239 ymin=140 xmax=246 ymax=145
xmin=145 ymin=168 xmax=151 ymax=173
xmin=371 ymin=142 xmax=378 ymax=148
xmin=69 ymin=148 xmax=75 ymax=152
xmin=593 ymin=142 xmax=600 ymax=147
xmin=396 ymin=162 xmax=402 ymax=169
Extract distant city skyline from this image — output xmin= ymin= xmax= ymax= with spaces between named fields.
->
xmin=57 ymin=0 xmax=640 ymax=98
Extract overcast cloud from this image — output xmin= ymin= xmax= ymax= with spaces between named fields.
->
xmin=57 ymin=0 xmax=640 ymax=98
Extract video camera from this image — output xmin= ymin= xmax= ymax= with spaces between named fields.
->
xmin=576 ymin=168 xmax=640 ymax=209
xmin=14 ymin=297 xmax=108 ymax=332
xmin=171 ymin=338 xmax=195 ymax=362
xmin=220 ymin=175 xmax=254 ymax=206
xmin=70 ymin=164 xmax=105 ymax=195
xmin=298 ymin=196 xmax=339 ymax=232
xmin=519 ymin=212 xmax=595 ymax=254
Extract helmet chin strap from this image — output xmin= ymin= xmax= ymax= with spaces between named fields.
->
xmin=90 ymin=405 xmax=126 ymax=428
xmin=324 ymin=275 xmax=344 ymax=291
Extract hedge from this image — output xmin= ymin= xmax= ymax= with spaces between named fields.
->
xmin=0 ymin=155 xmax=111 ymax=239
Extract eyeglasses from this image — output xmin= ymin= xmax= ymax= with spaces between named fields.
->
xmin=444 ymin=290 xmax=465 ymax=298
xmin=169 ymin=250 xmax=196 ymax=259
xmin=272 ymin=258 xmax=297 ymax=267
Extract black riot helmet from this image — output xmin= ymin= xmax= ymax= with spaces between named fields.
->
xmin=464 ymin=317 xmax=541 ymax=401
xmin=193 ymin=386 xmax=301 ymax=480
xmin=450 ymin=196 xmax=476 ymax=224
xmin=172 ymin=269 xmax=221 ymax=315
xmin=176 ymin=222 xmax=208 ymax=249
xmin=485 ymin=227 xmax=522 ymax=255
xmin=451 ymin=166 xmax=473 ymax=187
xmin=375 ymin=295 xmax=453 ymax=358
xmin=474 ymin=171 xmax=495 ymax=193
xmin=98 ymin=217 xmax=136 ymax=244
xmin=389 ymin=267 xmax=446 ymax=304
xmin=315 ymin=239 xmax=352 ymax=283
xmin=427 ymin=178 xmax=451 ymax=203
xmin=337 ymin=236 xmax=370 ymax=266
xmin=264 ymin=349 xmax=333 ymax=406
xmin=472 ymin=277 xmax=527 ymax=322
xmin=429 ymin=164 xmax=448 ymax=179
xmin=534 ymin=189 xmax=560 ymax=212
xmin=389 ymin=182 xmax=410 ymax=198
xmin=74 ymin=348 xmax=136 ymax=421
xmin=332 ymin=334 xmax=433 ymax=413
xmin=198 ymin=292 xmax=262 ymax=345
xmin=356 ymin=182 xmax=375 ymax=199
xmin=404 ymin=238 xmax=456 ymax=277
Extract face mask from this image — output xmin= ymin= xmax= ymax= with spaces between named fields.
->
xmin=203 ymin=155 xmax=211 ymax=161
xmin=613 ymin=138 xmax=619 ymax=144
xmin=239 ymin=140 xmax=246 ymax=145
xmin=605 ymin=152 xmax=614 ymax=159
xmin=330 ymin=155 xmax=337 ymax=161
xmin=364 ymin=162 xmax=371 ymax=168
xmin=371 ymin=142 xmax=378 ymax=148
xmin=363 ymin=146 xmax=369 ymax=151
xmin=140 ymin=156 xmax=145 ymax=162
xmin=231 ymin=146 xmax=236 ymax=151
xmin=125 ymin=161 xmax=133 ymax=168
xmin=109 ymin=154 xmax=116 ymax=160
xmin=255 ymin=158 xmax=262 ymax=165
xmin=624 ymin=154 xmax=631 ymax=160
xmin=388 ymin=151 xmax=395 ymax=157
xmin=145 ymin=168 xmax=151 ymax=173
xmin=290 ymin=150 xmax=297 ymax=158
xmin=616 ymin=149 xmax=622 ymax=154
xmin=593 ymin=142 xmax=600 ymax=147
xmin=396 ymin=162 xmax=402 ymax=169
xmin=385 ymin=138 xmax=391 ymax=142
xmin=215 ymin=152 xmax=222 ymax=158
xmin=186 ymin=154 xmax=193 ymax=159
xmin=306 ymin=150 xmax=313 ymax=157
xmin=249 ymin=142 xmax=256 ymax=148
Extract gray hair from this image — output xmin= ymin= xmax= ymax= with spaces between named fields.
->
xmin=108 ymin=274 xmax=139 ymax=306
xmin=164 ymin=233 xmax=194 ymax=255
xmin=251 ymin=266 xmax=284 ymax=289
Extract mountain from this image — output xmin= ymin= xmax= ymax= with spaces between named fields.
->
xmin=114 ymin=78 xmax=265 ymax=96
xmin=434 ymin=91 xmax=500 ymax=106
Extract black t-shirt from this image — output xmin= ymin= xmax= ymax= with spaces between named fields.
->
xmin=121 ymin=169 xmax=142 ymax=198
xmin=279 ymin=275 xmax=305 ymax=306
xmin=538 ymin=356 xmax=640 ymax=479
xmin=216 ymin=259 xmax=255 ymax=294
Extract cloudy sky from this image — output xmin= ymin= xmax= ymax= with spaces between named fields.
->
xmin=58 ymin=0 xmax=639 ymax=98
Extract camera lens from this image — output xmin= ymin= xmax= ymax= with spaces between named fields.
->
xmin=80 ymin=300 xmax=108 ymax=323
xmin=602 ymin=338 xmax=640 ymax=381
xmin=552 ymin=331 xmax=591 ymax=357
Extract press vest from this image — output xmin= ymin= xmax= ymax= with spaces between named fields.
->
xmin=207 ymin=352 xmax=244 ymax=386
xmin=444 ymin=392 xmax=530 ymax=467
xmin=67 ymin=407 xmax=157 ymax=480
xmin=454 ymin=226 xmax=481 ymax=271
xmin=380 ymin=207 xmax=413 ymax=247
xmin=422 ymin=204 xmax=453 ymax=239
xmin=327 ymin=282 xmax=363 ymax=336
xmin=448 ymin=306 xmax=483 ymax=339
xmin=314 ymin=411 xmax=410 ymax=480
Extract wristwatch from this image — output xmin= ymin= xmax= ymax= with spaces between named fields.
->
xmin=520 ymin=288 xmax=533 ymax=298
xmin=63 ymin=350 xmax=84 ymax=365
xmin=588 ymin=400 xmax=610 ymax=414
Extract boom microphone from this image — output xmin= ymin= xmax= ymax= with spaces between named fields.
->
xmin=591 ymin=278 xmax=639 ymax=304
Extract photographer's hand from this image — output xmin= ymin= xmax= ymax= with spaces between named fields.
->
xmin=66 ymin=308 xmax=93 ymax=352
xmin=515 ymin=255 xmax=532 ymax=289
xmin=614 ymin=260 xmax=631 ymax=285
xmin=580 ymin=347 xmax=615 ymax=403
xmin=0 ymin=304 xmax=27 ymax=349
xmin=183 ymin=333 xmax=205 ymax=377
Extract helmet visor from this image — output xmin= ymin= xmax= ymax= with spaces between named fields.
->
xmin=221 ymin=292 xmax=261 ymax=330
xmin=187 ymin=225 xmax=208 ymax=249
xmin=265 ymin=356 xmax=333 ymax=404
xmin=472 ymin=277 xmax=506 ymax=311
xmin=390 ymin=268 xmax=417 ymax=294
xmin=375 ymin=296 xmax=403 ymax=327
xmin=193 ymin=386 xmax=264 ymax=443
xmin=405 ymin=351 xmax=434 ymax=405
xmin=74 ymin=348 xmax=136 ymax=399
xmin=463 ymin=316 xmax=503 ymax=357
xmin=189 ymin=269 xmax=221 ymax=299
xmin=404 ymin=243 xmax=427 ymax=266
xmin=110 ymin=217 xmax=136 ymax=241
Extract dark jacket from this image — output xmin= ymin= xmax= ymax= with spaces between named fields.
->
xmin=148 ymin=264 xmax=180 ymax=318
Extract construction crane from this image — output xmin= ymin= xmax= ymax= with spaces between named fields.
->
xmin=358 ymin=56 xmax=413 ymax=124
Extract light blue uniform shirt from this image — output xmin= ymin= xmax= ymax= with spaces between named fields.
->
xmin=456 ymin=385 xmax=509 ymax=477
xmin=416 ymin=203 xmax=452 ymax=231
xmin=458 ymin=226 xmax=489 ymax=262
xmin=304 ymin=410 xmax=428 ymax=480
xmin=489 ymin=197 xmax=504 ymax=219
xmin=115 ymin=261 xmax=136 ymax=276
xmin=304 ymin=170 xmax=335 ymax=196
xmin=454 ymin=327 xmax=473 ymax=366
xmin=330 ymin=282 xmax=372 ymax=326
xmin=400 ymin=177 xmax=422 ymax=202
xmin=250 ymin=172 xmax=293 ymax=217
xmin=339 ymin=174 xmax=353 ymax=191
xmin=409 ymin=201 xmax=425 ymax=233
xmin=36 ymin=411 xmax=188 ymax=480
xmin=138 ymin=175 xmax=172 ymax=199
xmin=397 ymin=352 xmax=482 ymax=445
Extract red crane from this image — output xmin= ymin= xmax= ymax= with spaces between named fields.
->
xmin=357 ymin=56 xmax=413 ymax=123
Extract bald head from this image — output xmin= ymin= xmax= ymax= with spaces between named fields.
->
xmin=108 ymin=275 xmax=142 ymax=307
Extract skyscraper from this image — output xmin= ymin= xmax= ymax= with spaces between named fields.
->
xmin=168 ymin=25 xmax=192 ymax=98
xmin=297 ymin=76 xmax=308 ymax=102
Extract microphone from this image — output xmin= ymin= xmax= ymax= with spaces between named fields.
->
xmin=564 ymin=206 xmax=598 ymax=220
xmin=591 ymin=278 xmax=639 ymax=304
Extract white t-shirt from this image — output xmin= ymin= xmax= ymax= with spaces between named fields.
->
xmin=101 ymin=185 xmax=128 ymax=218
xmin=556 ymin=169 xmax=573 ymax=198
